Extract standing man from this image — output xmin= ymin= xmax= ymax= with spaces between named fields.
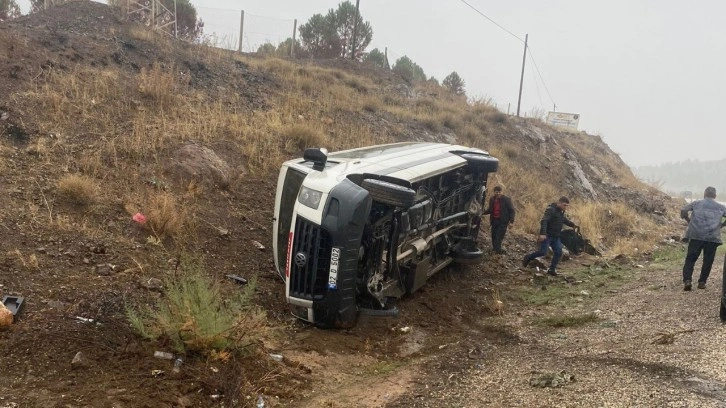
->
xmin=483 ymin=186 xmax=515 ymax=254
xmin=680 ymin=186 xmax=726 ymax=291
xmin=523 ymin=197 xmax=577 ymax=276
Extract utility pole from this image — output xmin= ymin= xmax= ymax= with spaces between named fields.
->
xmin=384 ymin=47 xmax=389 ymax=69
xmin=173 ymin=0 xmax=177 ymax=38
xmin=350 ymin=0 xmax=360 ymax=60
xmin=516 ymin=33 xmax=528 ymax=117
xmin=553 ymin=103 xmax=556 ymax=112
xmin=291 ymin=19 xmax=298 ymax=58
xmin=238 ymin=10 xmax=245 ymax=53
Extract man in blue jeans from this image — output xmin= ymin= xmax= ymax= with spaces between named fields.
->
xmin=680 ymin=186 xmax=726 ymax=291
xmin=523 ymin=197 xmax=578 ymax=276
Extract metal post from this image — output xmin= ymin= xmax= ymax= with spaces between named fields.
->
xmin=516 ymin=33 xmax=528 ymax=117
xmin=238 ymin=10 xmax=245 ymax=53
xmin=291 ymin=19 xmax=297 ymax=58
xmin=350 ymin=0 xmax=360 ymax=60
xmin=384 ymin=47 xmax=389 ymax=69
xmin=174 ymin=0 xmax=177 ymax=38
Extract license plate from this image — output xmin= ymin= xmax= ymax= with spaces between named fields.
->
xmin=328 ymin=247 xmax=340 ymax=289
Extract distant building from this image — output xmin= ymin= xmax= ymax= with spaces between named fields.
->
xmin=546 ymin=112 xmax=580 ymax=130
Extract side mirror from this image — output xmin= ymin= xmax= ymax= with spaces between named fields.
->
xmin=304 ymin=148 xmax=328 ymax=171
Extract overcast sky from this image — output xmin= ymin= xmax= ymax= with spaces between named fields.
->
xmin=15 ymin=0 xmax=724 ymax=167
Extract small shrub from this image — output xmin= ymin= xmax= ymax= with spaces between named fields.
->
xmin=282 ymin=124 xmax=326 ymax=151
xmin=537 ymin=313 xmax=599 ymax=328
xmin=137 ymin=64 xmax=177 ymax=108
xmin=415 ymin=99 xmax=437 ymax=112
xmin=146 ymin=192 xmax=186 ymax=238
xmin=345 ymin=77 xmax=369 ymax=93
xmin=486 ymin=111 xmax=508 ymax=124
xmin=420 ymin=117 xmax=440 ymax=132
xmin=57 ymin=174 xmax=98 ymax=205
xmin=126 ymin=257 xmax=267 ymax=355
xmin=383 ymin=95 xmax=403 ymax=106
xmin=441 ymin=113 xmax=463 ymax=131
xmin=361 ymin=96 xmax=382 ymax=112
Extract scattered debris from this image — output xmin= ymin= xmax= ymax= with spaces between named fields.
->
xmin=529 ymin=370 xmax=576 ymax=388
xmin=251 ymin=240 xmax=265 ymax=250
xmin=269 ymin=354 xmax=283 ymax=362
xmin=172 ymin=358 xmax=183 ymax=374
xmin=225 ymin=274 xmax=248 ymax=285
xmin=154 ymin=351 xmax=174 ymax=360
xmin=144 ymin=278 xmax=164 ymax=292
xmin=399 ymin=326 xmax=411 ymax=334
xmin=151 ymin=370 xmax=164 ymax=377
xmin=74 ymin=316 xmax=95 ymax=324
xmin=71 ymin=351 xmax=90 ymax=369
xmin=132 ymin=212 xmax=147 ymax=224
xmin=2 ymin=295 xmax=24 ymax=317
xmin=652 ymin=329 xmax=695 ymax=345
xmin=94 ymin=263 xmax=116 ymax=276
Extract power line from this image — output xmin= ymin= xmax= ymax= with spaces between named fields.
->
xmin=458 ymin=0 xmax=524 ymax=43
xmin=458 ymin=0 xmax=557 ymax=111
xmin=526 ymin=46 xmax=556 ymax=108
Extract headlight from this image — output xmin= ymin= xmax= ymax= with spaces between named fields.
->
xmin=298 ymin=186 xmax=323 ymax=209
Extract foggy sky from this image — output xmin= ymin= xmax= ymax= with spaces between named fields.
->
xmin=14 ymin=0 xmax=725 ymax=167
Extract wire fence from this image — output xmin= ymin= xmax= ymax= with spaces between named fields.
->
xmin=196 ymin=7 xmax=296 ymax=53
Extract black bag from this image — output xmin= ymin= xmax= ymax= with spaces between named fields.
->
xmin=560 ymin=228 xmax=585 ymax=254
xmin=561 ymin=227 xmax=600 ymax=256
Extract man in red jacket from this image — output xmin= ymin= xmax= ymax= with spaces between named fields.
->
xmin=483 ymin=186 xmax=516 ymax=254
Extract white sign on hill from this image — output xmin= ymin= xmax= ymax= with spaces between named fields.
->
xmin=546 ymin=112 xmax=580 ymax=130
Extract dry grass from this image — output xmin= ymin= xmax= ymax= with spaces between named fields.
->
xmin=146 ymin=192 xmax=187 ymax=238
xmin=137 ymin=64 xmax=180 ymax=108
xmin=9 ymin=37 xmax=666 ymax=263
xmin=57 ymin=174 xmax=98 ymax=205
xmin=570 ymin=200 xmax=664 ymax=255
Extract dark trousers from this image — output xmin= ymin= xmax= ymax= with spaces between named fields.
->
xmin=525 ymin=236 xmax=563 ymax=273
xmin=491 ymin=219 xmax=508 ymax=253
xmin=682 ymin=239 xmax=720 ymax=284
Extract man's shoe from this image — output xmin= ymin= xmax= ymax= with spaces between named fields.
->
xmin=547 ymin=269 xmax=558 ymax=277
xmin=684 ymin=281 xmax=692 ymax=291
xmin=698 ymin=282 xmax=706 ymax=289
xmin=522 ymin=256 xmax=530 ymax=268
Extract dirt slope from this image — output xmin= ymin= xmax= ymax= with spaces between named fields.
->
xmin=0 ymin=2 xmax=686 ymax=408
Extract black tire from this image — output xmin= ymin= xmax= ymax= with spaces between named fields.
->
xmin=452 ymin=247 xmax=484 ymax=264
xmin=361 ymin=179 xmax=416 ymax=207
xmin=460 ymin=153 xmax=499 ymax=173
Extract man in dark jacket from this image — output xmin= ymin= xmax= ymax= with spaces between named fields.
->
xmin=523 ymin=197 xmax=577 ymax=276
xmin=680 ymin=186 xmax=726 ymax=291
xmin=483 ymin=186 xmax=515 ymax=254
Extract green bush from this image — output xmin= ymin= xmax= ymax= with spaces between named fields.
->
xmin=126 ymin=257 xmax=267 ymax=355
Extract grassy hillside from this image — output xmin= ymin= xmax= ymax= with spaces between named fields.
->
xmin=0 ymin=2 xmax=682 ymax=406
